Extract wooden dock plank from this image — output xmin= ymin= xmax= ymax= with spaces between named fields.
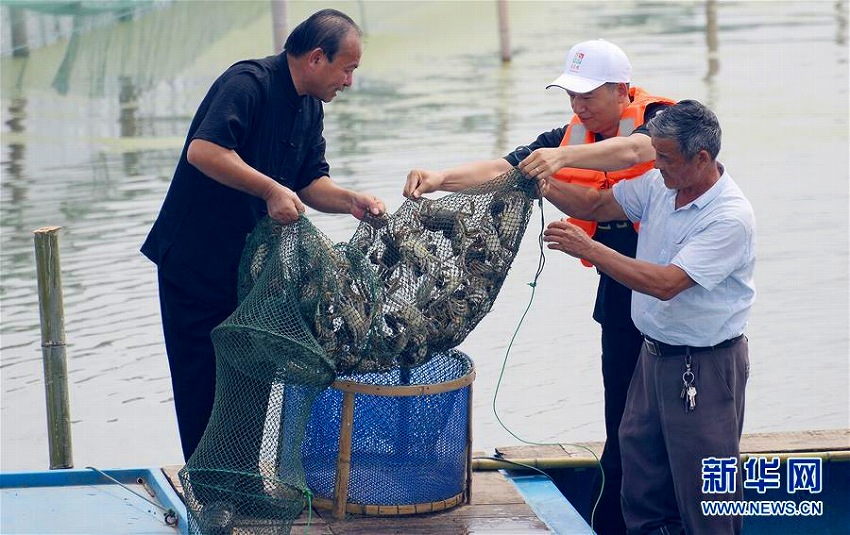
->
xmin=468 ymin=468 xmax=527 ymax=505
xmin=494 ymin=429 xmax=850 ymax=464
xmin=162 ymin=458 xmax=550 ymax=534
xmin=161 ymin=465 xmax=183 ymax=499
xmin=162 ymin=430 xmax=847 ymax=533
xmin=739 ymin=429 xmax=849 ymax=453
xmin=318 ymin=514 xmax=547 ymax=534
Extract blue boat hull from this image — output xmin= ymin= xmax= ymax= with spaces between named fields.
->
xmin=1 ymin=467 xmax=188 ymax=534
xmin=506 ymin=456 xmax=850 ymax=534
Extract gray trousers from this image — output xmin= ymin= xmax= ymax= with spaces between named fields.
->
xmin=619 ymin=337 xmax=749 ymax=535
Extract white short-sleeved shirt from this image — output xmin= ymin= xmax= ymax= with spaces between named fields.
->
xmin=612 ymin=167 xmax=756 ymax=346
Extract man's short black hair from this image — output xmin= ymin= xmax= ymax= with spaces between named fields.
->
xmin=284 ymin=9 xmax=361 ymax=62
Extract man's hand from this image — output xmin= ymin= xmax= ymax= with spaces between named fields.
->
xmin=518 ymin=147 xmax=567 ymax=182
xmin=404 ymin=169 xmax=445 ymax=199
xmin=350 ymin=192 xmax=386 ymax=220
xmin=543 ymin=218 xmax=598 ymax=259
xmin=263 ymin=183 xmax=306 ymax=224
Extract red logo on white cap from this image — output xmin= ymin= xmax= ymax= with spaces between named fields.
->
xmin=569 ymin=52 xmax=584 ymax=73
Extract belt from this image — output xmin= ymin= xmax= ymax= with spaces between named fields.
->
xmin=596 ymin=221 xmax=631 ymax=231
xmin=643 ymin=334 xmax=744 ymax=357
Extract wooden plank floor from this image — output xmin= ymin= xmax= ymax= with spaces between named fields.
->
xmin=162 ymin=460 xmax=552 ymax=534
xmin=493 ymin=428 xmax=850 ymax=465
xmin=162 ymin=430 xmax=848 ymax=534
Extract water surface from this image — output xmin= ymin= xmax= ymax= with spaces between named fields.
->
xmin=2 ymin=0 xmax=848 ymax=472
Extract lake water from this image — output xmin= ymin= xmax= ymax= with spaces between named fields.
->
xmin=2 ymin=1 xmax=848 ymax=473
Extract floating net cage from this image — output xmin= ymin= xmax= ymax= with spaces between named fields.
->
xmin=1 ymin=1 xmax=268 ymax=97
xmin=179 ymin=168 xmax=538 ymax=533
xmin=303 ymin=349 xmax=475 ymax=516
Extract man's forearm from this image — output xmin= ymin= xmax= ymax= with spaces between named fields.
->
xmin=299 ymin=176 xmax=353 ymax=213
xmin=545 ymin=180 xmax=607 ymax=220
xmin=582 ymin=241 xmax=694 ymax=301
xmin=561 ymin=134 xmax=654 ymax=172
xmin=440 ymin=159 xmax=513 ymax=191
xmin=187 ymin=139 xmax=277 ymax=201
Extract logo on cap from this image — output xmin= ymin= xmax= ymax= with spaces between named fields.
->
xmin=569 ymin=52 xmax=584 ymax=73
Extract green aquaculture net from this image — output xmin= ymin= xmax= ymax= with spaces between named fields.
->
xmin=2 ymin=1 xmax=269 ymax=97
xmin=179 ymin=168 xmax=538 ymax=533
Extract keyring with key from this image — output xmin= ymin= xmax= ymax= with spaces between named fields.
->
xmin=679 ymin=353 xmax=697 ymax=412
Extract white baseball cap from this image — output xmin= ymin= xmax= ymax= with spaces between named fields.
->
xmin=546 ymin=39 xmax=632 ymax=94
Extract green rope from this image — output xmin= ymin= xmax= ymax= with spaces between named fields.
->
xmin=303 ymin=488 xmax=313 ymax=534
xmin=489 ymin=198 xmax=605 ymax=532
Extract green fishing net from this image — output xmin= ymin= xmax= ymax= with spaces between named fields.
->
xmin=179 ymin=168 xmax=538 ymax=533
xmin=3 ymin=2 xmax=268 ymax=97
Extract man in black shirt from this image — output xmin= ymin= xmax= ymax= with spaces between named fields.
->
xmin=404 ymin=40 xmax=672 ymax=535
xmin=142 ymin=9 xmax=385 ymax=462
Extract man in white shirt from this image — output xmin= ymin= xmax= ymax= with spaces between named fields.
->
xmin=542 ymin=100 xmax=755 ymax=534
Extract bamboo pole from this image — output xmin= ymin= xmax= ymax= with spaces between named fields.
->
xmin=33 ymin=226 xmax=74 ymax=469
xmin=705 ymin=0 xmax=719 ymax=81
xmin=497 ymin=0 xmax=511 ymax=63
xmin=332 ymin=390 xmax=356 ymax=519
xmin=10 ymin=8 xmax=29 ymax=58
xmin=271 ymin=0 xmax=287 ymax=53
xmin=471 ymin=449 xmax=850 ymax=472
xmin=465 ymin=380 xmax=473 ymax=504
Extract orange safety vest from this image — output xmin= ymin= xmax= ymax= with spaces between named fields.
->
xmin=551 ymin=86 xmax=675 ymax=267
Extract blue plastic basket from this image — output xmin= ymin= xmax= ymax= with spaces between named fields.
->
xmin=302 ymin=349 xmax=474 ymax=516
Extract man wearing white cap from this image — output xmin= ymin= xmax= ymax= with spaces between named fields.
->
xmin=404 ymin=39 xmax=674 ymax=535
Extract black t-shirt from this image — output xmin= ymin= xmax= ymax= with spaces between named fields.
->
xmin=503 ymin=101 xmax=669 ymax=327
xmin=141 ymin=54 xmax=328 ymax=300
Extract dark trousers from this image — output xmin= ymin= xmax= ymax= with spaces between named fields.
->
xmin=620 ymin=338 xmax=749 ymax=535
xmin=157 ymin=270 xmax=235 ymax=461
xmin=591 ymin=323 xmax=644 ymax=535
